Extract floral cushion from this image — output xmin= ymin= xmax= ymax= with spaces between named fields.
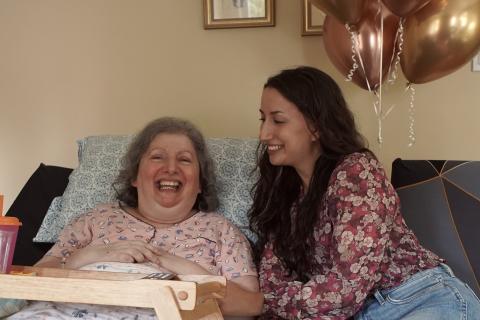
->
xmin=34 ymin=136 xmax=258 ymax=243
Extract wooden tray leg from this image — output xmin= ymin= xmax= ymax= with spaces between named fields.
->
xmin=181 ymin=298 xmax=224 ymax=320
xmin=151 ymin=286 xmax=183 ymax=320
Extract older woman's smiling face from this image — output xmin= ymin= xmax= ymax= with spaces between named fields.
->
xmin=132 ymin=133 xmax=201 ymax=223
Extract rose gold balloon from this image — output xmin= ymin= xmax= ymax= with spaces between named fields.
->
xmin=323 ymin=1 xmax=400 ymax=90
xmin=382 ymin=0 xmax=432 ymax=17
xmin=401 ymin=0 xmax=480 ymax=84
xmin=310 ymin=0 xmax=367 ymax=26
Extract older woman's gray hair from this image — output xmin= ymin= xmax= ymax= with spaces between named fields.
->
xmin=114 ymin=117 xmax=218 ymax=212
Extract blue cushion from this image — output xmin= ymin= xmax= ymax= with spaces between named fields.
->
xmin=34 ymin=136 xmax=258 ymax=243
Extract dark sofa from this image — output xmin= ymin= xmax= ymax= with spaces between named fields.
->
xmin=5 ymin=163 xmax=72 ymax=266
xmin=391 ymin=159 xmax=480 ymax=296
xmin=7 ymin=159 xmax=480 ymax=298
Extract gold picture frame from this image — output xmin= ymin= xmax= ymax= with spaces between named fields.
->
xmin=203 ymin=0 xmax=275 ymax=29
xmin=302 ymin=0 xmax=325 ymax=36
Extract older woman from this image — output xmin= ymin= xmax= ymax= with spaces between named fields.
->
xmin=11 ymin=117 xmax=262 ymax=319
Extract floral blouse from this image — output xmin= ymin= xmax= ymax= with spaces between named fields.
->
xmin=259 ymin=152 xmax=441 ymax=320
xmin=46 ymin=204 xmax=257 ymax=280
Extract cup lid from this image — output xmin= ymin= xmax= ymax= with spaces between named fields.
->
xmin=0 ymin=216 xmax=22 ymax=226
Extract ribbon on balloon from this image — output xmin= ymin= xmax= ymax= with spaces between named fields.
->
xmin=405 ymin=83 xmax=416 ymax=147
xmin=315 ymin=0 xmax=480 ymax=146
xmin=323 ymin=0 xmax=399 ymax=145
xmin=387 ymin=18 xmax=404 ymax=85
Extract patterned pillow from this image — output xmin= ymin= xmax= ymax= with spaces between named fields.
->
xmin=34 ymin=136 xmax=258 ymax=243
xmin=33 ymin=196 xmax=63 ymax=242
xmin=208 ymin=138 xmax=258 ymax=241
xmin=34 ymin=135 xmax=132 ymax=242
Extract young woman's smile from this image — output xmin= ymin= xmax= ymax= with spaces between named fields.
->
xmin=259 ymin=87 xmax=321 ymax=187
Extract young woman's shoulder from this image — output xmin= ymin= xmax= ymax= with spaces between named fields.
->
xmin=330 ymin=151 xmax=387 ymax=184
xmin=336 ymin=151 xmax=382 ymax=171
xmin=340 ymin=150 xmax=378 ymax=164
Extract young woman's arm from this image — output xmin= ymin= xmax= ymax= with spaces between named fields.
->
xmin=153 ymin=252 xmax=263 ymax=316
xmin=219 ymin=276 xmax=264 ymax=316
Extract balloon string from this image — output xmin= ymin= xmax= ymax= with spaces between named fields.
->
xmin=388 ymin=18 xmax=404 ymax=85
xmin=372 ymin=92 xmax=383 ymax=145
xmin=378 ymin=0 xmax=383 ymax=144
xmin=372 ymin=90 xmax=396 ymax=120
xmin=371 ymin=2 xmax=395 ymax=145
xmin=345 ymin=25 xmax=360 ymax=83
xmin=382 ymin=104 xmax=396 ymax=120
xmin=345 ymin=24 xmax=372 ymax=92
xmin=406 ymin=83 xmax=416 ymax=147
xmin=373 ymin=0 xmax=384 ymax=145
xmin=386 ymin=21 xmax=399 ymax=79
xmin=354 ymin=34 xmax=372 ymax=92
xmin=372 ymin=93 xmax=396 ymax=146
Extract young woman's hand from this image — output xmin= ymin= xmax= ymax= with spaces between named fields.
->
xmin=218 ymin=276 xmax=264 ymax=316
xmin=151 ymin=249 xmax=264 ymax=317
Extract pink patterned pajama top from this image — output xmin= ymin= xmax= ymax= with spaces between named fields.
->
xmin=47 ymin=204 xmax=257 ymax=279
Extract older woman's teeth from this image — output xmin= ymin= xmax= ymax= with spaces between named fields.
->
xmin=268 ymin=145 xmax=282 ymax=151
xmin=158 ymin=181 xmax=180 ymax=190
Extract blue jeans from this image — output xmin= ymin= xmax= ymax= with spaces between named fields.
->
xmin=355 ymin=264 xmax=480 ymax=320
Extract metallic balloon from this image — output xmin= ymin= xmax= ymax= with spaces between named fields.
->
xmin=401 ymin=0 xmax=480 ymax=84
xmin=382 ymin=0 xmax=432 ymax=17
xmin=309 ymin=0 xmax=367 ymax=26
xmin=323 ymin=1 xmax=400 ymax=90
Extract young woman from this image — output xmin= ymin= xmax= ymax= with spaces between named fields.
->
xmin=249 ymin=66 xmax=480 ymax=319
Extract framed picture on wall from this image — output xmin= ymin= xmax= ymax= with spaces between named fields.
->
xmin=301 ymin=0 xmax=325 ymax=36
xmin=203 ymin=0 xmax=275 ymax=29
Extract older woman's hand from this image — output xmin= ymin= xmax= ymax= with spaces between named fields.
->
xmin=36 ymin=241 xmax=163 ymax=269
xmin=150 ymin=248 xmax=212 ymax=275
xmin=68 ymin=241 xmax=163 ymax=269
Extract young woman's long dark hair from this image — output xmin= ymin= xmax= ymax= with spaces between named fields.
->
xmin=249 ymin=66 xmax=368 ymax=281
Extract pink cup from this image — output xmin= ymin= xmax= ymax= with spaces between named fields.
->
xmin=0 ymin=216 xmax=22 ymax=273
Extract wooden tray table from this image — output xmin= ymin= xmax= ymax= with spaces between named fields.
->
xmin=0 ymin=265 xmax=226 ymax=320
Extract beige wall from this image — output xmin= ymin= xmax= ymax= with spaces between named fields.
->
xmin=1 ymin=0 xmax=479 ymax=212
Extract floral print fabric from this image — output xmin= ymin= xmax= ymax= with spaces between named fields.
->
xmin=259 ymin=152 xmax=441 ymax=320
xmin=46 ymin=203 xmax=257 ymax=279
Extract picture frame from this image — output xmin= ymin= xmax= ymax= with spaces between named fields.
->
xmin=472 ymin=52 xmax=480 ymax=72
xmin=301 ymin=0 xmax=325 ymax=36
xmin=203 ymin=0 xmax=275 ymax=29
